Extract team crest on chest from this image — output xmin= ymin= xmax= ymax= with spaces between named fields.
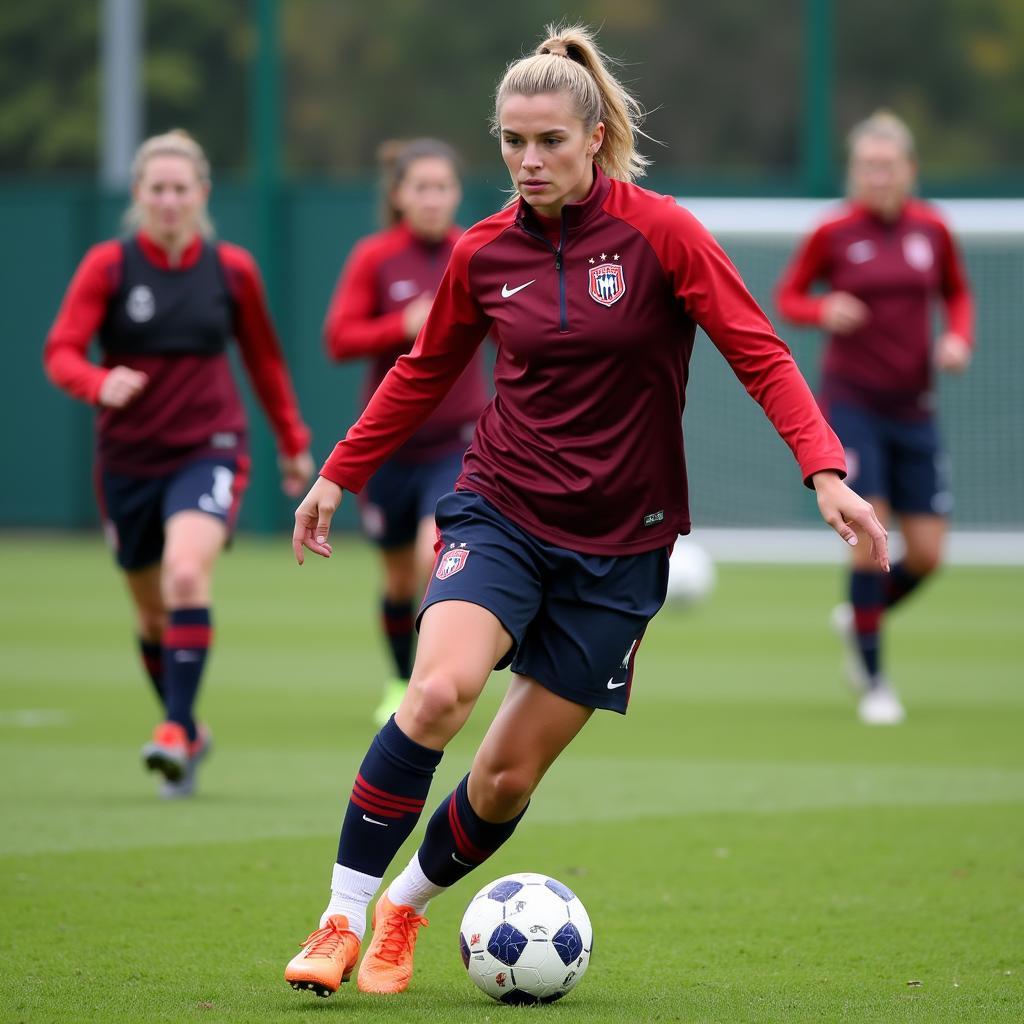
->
xmin=436 ymin=543 xmax=469 ymax=580
xmin=587 ymin=253 xmax=626 ymax=307
xmin=902 ymin=232 xmax=934 ymax=272
xmin=126 ymin=284 xmax=155 ymax=323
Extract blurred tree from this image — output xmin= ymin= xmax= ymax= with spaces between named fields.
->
xmin=835 ymin=0 xmax=1024 ymax=179
xmin=0 ymin=1 xmax=99 ymax=171
xmin=281 ymin=0 xmax=803 ymax=181
xmin=0 ymin=0 xmax=1020 ymax=186
xmin=0 ymin=0 xmax=248 ymax=176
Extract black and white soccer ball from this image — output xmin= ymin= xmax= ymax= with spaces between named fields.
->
xmin=459 ymin=872 xmax=593 ymax=1005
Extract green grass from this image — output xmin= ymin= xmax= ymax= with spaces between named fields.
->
xmin=1 ymin=536 xmax=1022 ymax=1023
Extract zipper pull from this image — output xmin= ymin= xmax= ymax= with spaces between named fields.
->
xmin=554 ymin=252 xmax=562 ymax=271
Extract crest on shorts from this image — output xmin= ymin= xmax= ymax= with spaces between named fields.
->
xmin=587 ymin=254 xmax=625 ymax=306
xmin=436 ymin=543 xmax=469 ymax=580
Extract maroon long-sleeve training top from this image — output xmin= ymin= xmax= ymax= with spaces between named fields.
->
xmin=776 ymin=199 xmax=974 ymax=420
xmin=323 ymin=222 xmax=488 ymax=462
xmin=322 ymin=166 xmax=845 ymax=556
xmin=44 ymin=232 xmax=310 ymax=476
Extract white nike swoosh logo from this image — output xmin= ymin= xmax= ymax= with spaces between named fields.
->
xmin=362 ymin=814 xmax=389 ymax=827
xmin=501 ymin=280 xmax=536 ymax=298
xmin=451 ymin=853 xmax=475 ymax=867
xmin=606 ymin=679 xmax=627 ymax=689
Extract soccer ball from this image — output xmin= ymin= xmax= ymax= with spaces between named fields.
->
xmin=459 ymin=872 xmax=593 ymax=1005
xmin=666 ymin=538 xmax=716 ymax=604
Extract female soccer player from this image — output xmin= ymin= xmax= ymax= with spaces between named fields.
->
xmin=43 ymin=129 xmax=313 ymax=796
xmin=285 ymin=25 xmax=888 ymax=998
xmin=323 ymin=139 xmax=488 ymax=726
xmin=777 ymin=111 xmax=973 ymax=726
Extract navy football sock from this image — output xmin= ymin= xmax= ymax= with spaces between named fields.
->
xmin=417 ymin=774 xmax=528 ymax=887
xmin=381 ymin=597 xmax=414 ymax=679
xmin=884 ymin=561 xmax=926 ymax=609
xmin=138 ymin=637 xmax=165 ymax=708
xmin=850 ymin=571 xmax=885 ymax=685
xmin=337 ymin=716 xmax=443 ymax=876
xmin=162 ymin=608 xmax=211 ymax=742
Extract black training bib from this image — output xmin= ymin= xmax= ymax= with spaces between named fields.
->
xmin=99 ymin=238 xmax=234 ymax=356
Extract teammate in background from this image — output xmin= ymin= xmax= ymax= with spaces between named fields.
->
xmin=776 ymin=111 xmax=973 ymax=726
xmin=323 ymin=139 xmax=488 ymax=726
xmin=285 ymin=24 xmax=888 ymax=999
xmin=43 ymin=130 xmax=313 ymax=796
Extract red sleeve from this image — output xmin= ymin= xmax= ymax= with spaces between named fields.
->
xmin=42 ymin=240 xmax=122 ymax=404
xmin=323 ymin=238 xmax=408 ymax=360
xmin=650 ymin=201 xmax=845 ymax=485
xmin=320 ymin=231 xmax=492 ymax=492
xmin=935 ymin=218 xmax=974 ymax=347
xmin=775 ymin=224 xmax=831 ymax=326
xmin=218 ymin=243 xmax=311 ymax=456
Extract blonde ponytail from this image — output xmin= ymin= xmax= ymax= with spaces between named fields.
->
xmin=493 ymin=23 xmax=650 ymax=183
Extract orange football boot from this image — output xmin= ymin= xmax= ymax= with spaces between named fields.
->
xmin=357 ymin=891 xmax=428 ymax=994
xmin=141 ymin=721 xmax=189 ymax=781
xmin=285 ymin=914 xmax=361 ymax=997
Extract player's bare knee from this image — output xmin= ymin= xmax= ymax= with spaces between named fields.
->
xmin=162 ymin=559 xmax=208 ymax=606
xmin=474 ymin=766 xmax=535 ymax=820
xmin=403 ymin=674 xmax=464 ymax=731
xmin=907 ymin=551 xmax=942 ymax=578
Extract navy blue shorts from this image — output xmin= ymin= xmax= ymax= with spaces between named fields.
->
xmin=828 ymin=403 xmax=951 ymax=516
xmin=418 ymin=491 xmax=670 ymax=714
xmin=361 ymin=449 xmax=466 ymax=549
xmin=99 ymin=455 xmax=247 ymax=571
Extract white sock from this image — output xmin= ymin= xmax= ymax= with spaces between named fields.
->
xmin=320 ymin=863 xmax=382 ymax=939
xmin=386 ymin=852 xmax=447 ymax=915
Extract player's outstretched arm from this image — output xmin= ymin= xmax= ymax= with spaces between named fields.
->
xmin=292 ymin=477 xmax=343 ymax=565
xmin=812 ymin=470 xmax=890 ymax=571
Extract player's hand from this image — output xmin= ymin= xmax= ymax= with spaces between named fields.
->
xmin=935 ymin=332 xmax=971 ymax=373
xmin=402 ymin=294 xmax=433 ymax=339
xmin=278 ymin=450 xmax=315 ymax=498
xmin=820 ymin=292 xmax=870 ymax=334
xmin=292 ymin=476 xmax=343 ymax=564
xmin=812 ymin=471 xmax=890 ymax=572
xmin=98 ymin=366 xmax=149 ymax=408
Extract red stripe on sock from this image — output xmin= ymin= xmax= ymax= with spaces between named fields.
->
xmin=448 ymin=796 xmax=488 ymax=863
xmin=351 ymin=787 xmax=419 ymax=818
xmin=164 ymin=625 xmax=212 ymax=649
xmin=354 ymin=774 xmax=425 ymax=811
xmin=853 ymin=607 xmax=883 ymax=634
xmin=382 ymin=616 xmax=414 ymax=636
xmin=350 ymin=793 xmax=405 ymax=819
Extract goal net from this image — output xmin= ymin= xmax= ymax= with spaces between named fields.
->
xmin=677 ymin=197 xmax=1024 ymax=562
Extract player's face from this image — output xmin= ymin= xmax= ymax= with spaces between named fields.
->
xmin=133 ymin=155 xmax=208 ymax=244
xmin=393 ymin=156 xmax=462 ymax=242
xmin=499 ymin=91 xmax=605 ymax=219
xmin=848 ymin=136 xmax=916 ymax=219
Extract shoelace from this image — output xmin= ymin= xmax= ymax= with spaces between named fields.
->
xmin=374 ymin=910 xmax=428 ymax=966
xmin=300 ymin=920 xmax=350 ymax=959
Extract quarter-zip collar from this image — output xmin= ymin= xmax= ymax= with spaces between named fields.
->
xmin=850 ymin=198 xmax=911 ymax=230
xmin=515 ymin=162 xmax=612 ymax=237
xmin=396 ymin=220 xmax=461 ymax=255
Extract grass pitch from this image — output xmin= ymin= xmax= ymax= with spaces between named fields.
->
xmin=1 ymin=535 xmax=1021 ymax=1023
